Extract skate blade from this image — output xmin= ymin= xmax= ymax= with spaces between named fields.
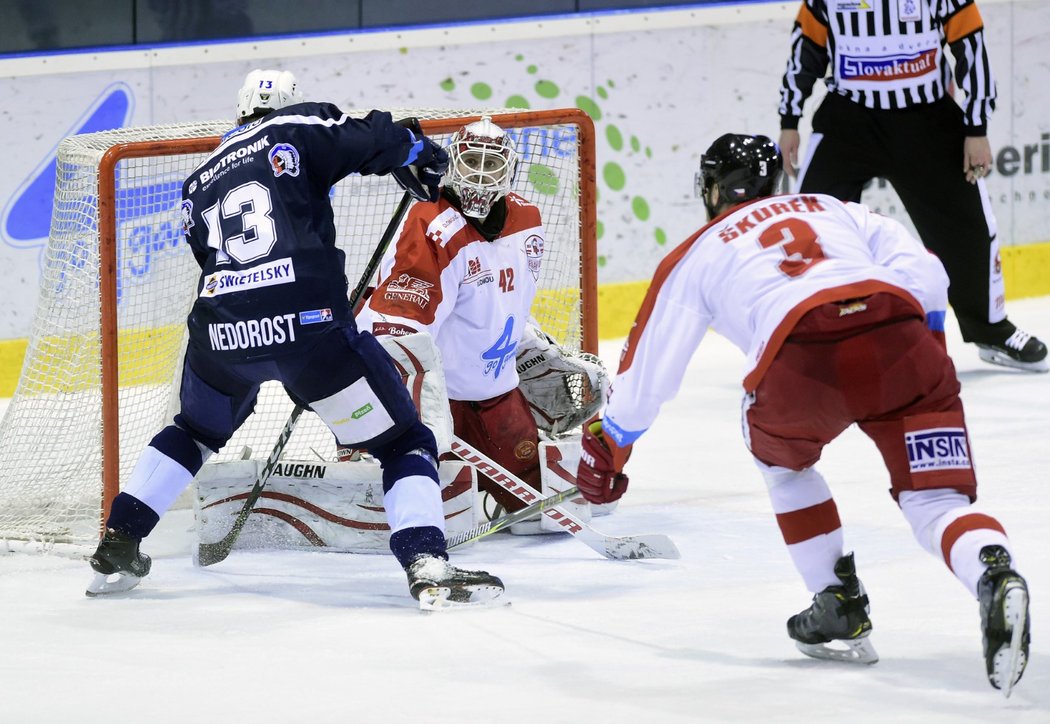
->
xmin=977 ymin=348 xmax=1049 ymax=373
xmin=992 ymin=586 xmax=1029 ymax=697
xmin=85 ymin=571 xmax=143 ymax=597
xmin=795 ymin=636 xmax=879 ymax=665
xmin=416 ymin=584 xmax=507 ymax=612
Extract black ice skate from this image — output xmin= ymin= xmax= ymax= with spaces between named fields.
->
xmin=978 ymin=545 xmax=1030 ymax=697
xmin=406 ymin=555 xmax=505 ymax=611
xmin=787 ymin=553 xmax=878 ymax=664
xmin=976 ymin=326 xmax=1048 ymax=373
xmin=85 ymin=529 xmax=151 ymax=597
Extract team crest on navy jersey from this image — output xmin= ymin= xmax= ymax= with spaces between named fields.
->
xmin=524 ymin=234 xmax=544 ymax=280
xmin=269 ymin=143 xmax=301 ymax=177
xmin=181 ymin=199 xmax=194 ymax=234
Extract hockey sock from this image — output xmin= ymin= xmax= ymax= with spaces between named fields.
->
xmin=107 ymin=492 xmax=160 ymax=540
xmin=390 ymin=526 xmax=447 ymax=569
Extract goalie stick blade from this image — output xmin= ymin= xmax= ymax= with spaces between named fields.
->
xmin=794 ymin=636 xmax=879 ymax=665
xmin=85 ymin=571 xmax=143 ymax=597
xmin=580 ymin=530 xmax=681 ymax=561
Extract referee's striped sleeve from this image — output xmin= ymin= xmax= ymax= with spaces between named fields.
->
xmin=943 ymin=0 xmax=996 ymax=132
xmin=778 ymin=0 xmax=830 ymax=127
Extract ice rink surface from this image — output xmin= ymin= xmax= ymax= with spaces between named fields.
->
xmin=2 ymin=298 xmax=1048 ymax=723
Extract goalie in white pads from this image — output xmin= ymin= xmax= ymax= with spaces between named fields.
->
xmin=357 ymin=116 xmax=606 ymax=529
xmin=576 ymin=134 xmax=1030 ymax=694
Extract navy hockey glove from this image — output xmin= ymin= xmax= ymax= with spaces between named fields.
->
xmin=577 ymin=421 xmax=630 ymax=505
xmin=392 ymin=117 xmax=449 ymax=203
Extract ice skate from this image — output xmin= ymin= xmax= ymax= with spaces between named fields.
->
xmin=406 ymin=555 xmax=505 ymax=611
xmin=85 ymin=529 xmax=151 ymax=597
xmin=977 ymin=546 xmax=1030 ymax=697
xmin=976 ymin=326 xmax=1048 ymax=373
xmin=787 ymin=553 xmax=878 ymax=664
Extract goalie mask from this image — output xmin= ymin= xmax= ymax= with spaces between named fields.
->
xmin=236 ymin=69 xmax=303 ymax=123
xmin=696 ymin=133 xmax=783 ymax=218
xmin=446 ymin=116 xmax=519 ymax=218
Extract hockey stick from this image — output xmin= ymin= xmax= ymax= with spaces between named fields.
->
xmin=446 ymin=486 xmax=581 ymax=550
xmin=450 ymin=436 xmax=680 ymax=560
xmin=196 ymin=189 xmax=413 ymax=567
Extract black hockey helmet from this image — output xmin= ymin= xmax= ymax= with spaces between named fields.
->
xmin=697 ymin=134 xmax=782 ymax=216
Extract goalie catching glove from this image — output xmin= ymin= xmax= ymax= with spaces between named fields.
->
xmin=516 ymin=323 xmax=609 ymax=437
xmin=577 ymin=420 xmax=631 ymax=505
xmin=392 ymin=117 xmax=449 ymax=203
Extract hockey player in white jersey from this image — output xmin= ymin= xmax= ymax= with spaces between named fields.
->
xmin=575 ymin=133 xmax=1030 ymax=694
xmin=357 ymin=116 xmax=605 ymax=523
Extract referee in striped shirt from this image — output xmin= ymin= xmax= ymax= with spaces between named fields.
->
xmin=778 ymin=0 xmax=1046 ymax=372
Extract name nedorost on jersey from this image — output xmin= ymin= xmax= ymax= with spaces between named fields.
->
xmin=199 ymin=136 xmax=272 ymax=185
xmin=208 ymin=314 xmax=297 ymax=352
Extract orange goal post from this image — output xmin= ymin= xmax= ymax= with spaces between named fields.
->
xmin=0 ymin=108 xmax=597 ymax=550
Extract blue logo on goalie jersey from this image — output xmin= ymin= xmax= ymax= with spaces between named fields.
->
xmin=482 ymin=316 xmax=518 ymax=378
xmin=905 ymin=428 xmax=971 ymax=472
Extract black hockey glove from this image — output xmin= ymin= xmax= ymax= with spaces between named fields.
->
xmin=392 ymin=117 xmax=449 ymax=203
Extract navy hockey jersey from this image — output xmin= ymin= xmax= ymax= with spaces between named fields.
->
xmin=180 ymin=103 xmax=415 ymax=359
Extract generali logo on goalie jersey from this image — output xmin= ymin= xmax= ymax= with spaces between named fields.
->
xmin=905 ymin=427 xmax=971 ymax=472
xmin=383 ymin=273 xmax=434 ymax=308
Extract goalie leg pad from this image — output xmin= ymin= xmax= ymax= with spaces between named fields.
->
xmin=376 ymin=331 xmax=454 ymax=455
xmin=450 ymin=389 xmax=540 ymax=513
xmin=510 ymin=437 xmax=593 ymax=535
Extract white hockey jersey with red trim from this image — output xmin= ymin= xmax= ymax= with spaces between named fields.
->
xmin=601 ymin=193 xmax=950 ymax=450
xmin=357 ymin=193 xmax=543 ymax=401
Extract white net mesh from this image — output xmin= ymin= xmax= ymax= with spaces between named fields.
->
xmin=0 ymin=109 xmax=594 ymax=548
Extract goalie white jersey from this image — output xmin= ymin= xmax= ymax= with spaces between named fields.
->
xmin=603 ymin=193 xmax=950 ymax=448
xmin=358 ymin=192 xmax=543 ymax=401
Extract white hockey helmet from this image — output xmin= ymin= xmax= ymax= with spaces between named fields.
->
xmin=236 ymin=69 xmax=303 ymax=122
xmin=446 ymin=116 xmax=518 ymax=218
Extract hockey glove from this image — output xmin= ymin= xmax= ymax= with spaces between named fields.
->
xmin=392 ymin=117 xmax=449 ymax=203
xmin=577 ymin=420 xmax=630 ymax=505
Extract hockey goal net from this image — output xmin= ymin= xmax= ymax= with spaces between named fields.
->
xmin=0 ymin=108 xmax=597 ymax=549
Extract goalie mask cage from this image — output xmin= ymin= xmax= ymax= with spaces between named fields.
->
xmin=0 ymin=108 xmax=597 ymax=549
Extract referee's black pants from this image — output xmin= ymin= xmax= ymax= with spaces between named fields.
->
xmin=798 ymin=93 xmax=1010 ymax=345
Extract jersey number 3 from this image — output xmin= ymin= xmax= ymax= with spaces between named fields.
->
xmin=758 ymin=218 xmax=825 ymax=278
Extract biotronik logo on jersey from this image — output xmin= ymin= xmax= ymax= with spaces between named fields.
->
xmin=0 ymin=83 xmax=194 ymax=305
xmin=905 ymin=427 xmax=971 ymax=473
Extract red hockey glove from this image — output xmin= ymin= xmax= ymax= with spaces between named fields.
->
xmin=577 ymin=420 xmax=630 ymax=505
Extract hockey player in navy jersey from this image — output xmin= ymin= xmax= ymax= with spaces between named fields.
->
xmin=87 ymin=69 xmax=504 ymax=609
